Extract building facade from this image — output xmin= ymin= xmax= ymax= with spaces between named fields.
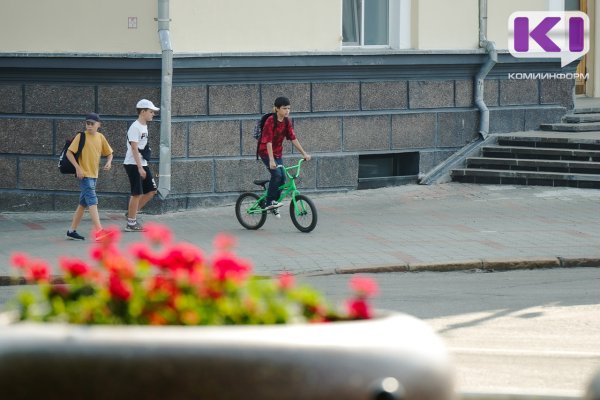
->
xmin=0 ymin=0 xmax=589 ymax=212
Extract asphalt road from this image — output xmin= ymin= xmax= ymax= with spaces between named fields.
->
xmin=2 ymin=267 xmax=599 ymax=397
xmin=298 ymin=267 xmax=600 ymax=397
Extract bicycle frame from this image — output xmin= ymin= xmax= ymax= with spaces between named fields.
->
xmin=246 ymin=159 xmax=307 ymax=215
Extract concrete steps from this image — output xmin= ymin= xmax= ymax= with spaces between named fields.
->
xmin=451 ymin=133 xmax=600 ymax=188
xmin=563 ymin=113 xmax=600 ymax=123
xmin=542 ymin=104 xmax=600 ymax=131
xmin=452 ymin=167 xmax=600 ymax=188
xmin=465 ymin=157 xmax=600 ymax=174
xmin=540 ymin=122 xmax=600 ymax=132
xmin=449 ymin=100 xmax=600 ymax=188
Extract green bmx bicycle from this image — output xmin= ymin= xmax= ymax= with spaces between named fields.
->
xmin=235 ymin=159 xmax=318 ymax=233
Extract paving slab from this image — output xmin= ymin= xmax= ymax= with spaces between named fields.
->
xmin=1 ymin=183 xmax=600 ymax=280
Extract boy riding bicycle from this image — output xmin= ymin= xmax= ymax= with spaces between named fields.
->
xmin=258 ymin=96 xmax=311 ymax=218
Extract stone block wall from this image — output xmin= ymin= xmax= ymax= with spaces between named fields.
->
xmin=0 ymin=54 xmax=573 ymax=212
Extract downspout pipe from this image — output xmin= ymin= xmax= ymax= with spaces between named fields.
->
xmin=475 ymin=0 xmax=497 ymax=139
xmin=157 ymin=0 xmax=172 ymax=199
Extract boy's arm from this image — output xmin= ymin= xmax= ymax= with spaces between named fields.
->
xmin=266 ymin=143 xmax=277 ymax=169
xmin=101 ymin=136 xmax=113 ymax=171
xmin=291 ymin=139 xmax=311 ymax=161
xmin=66 ymin=150 xmax=84 ymax=179
xmin=102 ymin=153 xmax=113 ymax=171
xmin=129 ymin=141 xmax=147 ymax=179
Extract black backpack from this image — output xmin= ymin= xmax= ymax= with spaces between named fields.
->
xmin=58 ymin=132 xmax=85 ymax=174
xmin=252 ymin=113 xmax=291 ymax=160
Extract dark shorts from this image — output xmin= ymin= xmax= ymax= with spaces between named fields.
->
xmin=124 ymin=164 xmax=157 ymax=196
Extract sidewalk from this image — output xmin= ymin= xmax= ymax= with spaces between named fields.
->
xmin=1 ymin=182 xmax=600 ymax=281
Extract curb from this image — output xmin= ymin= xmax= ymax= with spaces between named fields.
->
xmin=326 ymin=256 xmax=600 ymax=276
xmin=0 ymin=275 xmax=64 ymax=287
xmin=2 ymin=257 xmax=600 ymax=285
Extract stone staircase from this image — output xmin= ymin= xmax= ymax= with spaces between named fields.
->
xmin=451 ymin=107 xmax=600 ymax=189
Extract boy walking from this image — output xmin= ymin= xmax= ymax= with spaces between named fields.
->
xmin=258 ymin=96 xmax=311 ymax=218
xmin=123 ymin=99 xmax=159 ymax=232
xmin=65 ymin=113 xmax=113 ymax=241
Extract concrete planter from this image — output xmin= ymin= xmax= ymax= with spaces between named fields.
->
xmin=0 ymin=311 xmax=453 ymax=400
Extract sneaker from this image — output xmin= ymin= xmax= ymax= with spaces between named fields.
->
xmin=125 ymin=222 xmax=145 ymax=232
xmin=95 ymin=229 xmax=110 ymax=242
xmin=125 ymin=212 xmax=142 ymax=222
xmin=66 ymin=230 xmax=85 ymax=240
xmin=266 ymin=201 xmax=283 ymax=210
xmin=271 ymin=207 xmax=281 ymax=219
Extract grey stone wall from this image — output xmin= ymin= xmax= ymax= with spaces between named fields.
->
xmin=0 ymin=55 xmax=573 ymax=212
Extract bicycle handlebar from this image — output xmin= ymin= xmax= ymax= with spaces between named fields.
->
xmin=277 ymin=158 xmax=306 ymax=179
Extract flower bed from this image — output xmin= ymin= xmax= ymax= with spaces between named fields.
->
xmin=8 ymin=223 xmax=377 ymax=325
xmin=1 ymin=224 xmax=455 ymax=400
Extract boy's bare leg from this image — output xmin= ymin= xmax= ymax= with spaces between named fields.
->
xmin=128 ymin=195 xmax=142 ymax=219
xmin=88 ymin=205 xmax=103 ymax=232
xmin=137 ymin=191 xmax=156 ymax=213
xmin=69 ymin=205 xmax=85 ymax=231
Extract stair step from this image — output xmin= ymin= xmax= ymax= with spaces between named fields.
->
xmin=563 ymin=113 xmax=600 ymax=123
xmin=451 ymin=168 xmax=600 ymax=188
xmin=482 ymin=146 xmax=600 ymax=161
xmin=573 ymin=106 xmax=600 ymax=114
xmin=466 ymin=157 xmax=600 ymax=173
xmin=497 ymin=137 xmax=600 ymax=150
xmin=540 ymin=122 xmax=600 ymax=132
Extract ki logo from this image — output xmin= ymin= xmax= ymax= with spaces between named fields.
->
xmin=508 ymin=11 xmax=589 ymax=68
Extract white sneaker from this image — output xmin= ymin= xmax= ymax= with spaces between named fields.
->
xmin=266 ymin=201 xmax=283 ymax=210
xmin=271 ymin=207 xmax=281 ymax=219
xmin=267 ymin=201 xmax=282 ymax=218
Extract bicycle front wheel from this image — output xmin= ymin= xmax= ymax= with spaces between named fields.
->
xmin=290 ymin=194 xmax=317 ymax=233
xmin=235 ymin=192 xmax=267 ymax=230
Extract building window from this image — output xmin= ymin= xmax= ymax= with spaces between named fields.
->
xmin=343 ymin=0 xmax=390 ymax=46
xmin=358 ymin=152 xmax=420 ymax=189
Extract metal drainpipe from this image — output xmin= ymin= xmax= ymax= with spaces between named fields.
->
xmin=475 ymin=0 xmax=497 ymax=139
xmin=157 ymin=0 xmax=172 ymax=199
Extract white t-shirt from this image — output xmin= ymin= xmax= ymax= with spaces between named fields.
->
xmin=124 ymin=120 xmax=149 ymax=166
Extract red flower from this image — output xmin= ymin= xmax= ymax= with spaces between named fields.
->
xmin=157 ymin=243 xmax=204 ymax=272
xmin=128 ymin=243 xmax=159 ymax=264
xmin=143 ymin=222 xmax=173 ymax=245
xmin=59 ymin=257 xmax=91 ymax=278
xmin=277 ymin=272 xmax=295 ymax=290
xmin=103 ymin=253 xmax=136 ymax=279
xmin=10 ymin=252 xmax=29 ymax=269
xmin=181 ymin=310 xmax=200 ymax=325
xmin=349 ymin=276 xmax=379 ymax=297
xmin=108 ymin=273 xmax=132 ymax=301
xmin=213 ymin=233 xmax=237 ymax=252
xmin=25 ymin=259 xmax=51 ymax=283
xmin=89 ymin=242 xmax=120 ymax=262
xmin=347 ymin=298 xmax=372 ymax=319
xmin=212 ymin=252 xmax=251 ymax=282
xmin=10 ymin=229 xmax=376 ymax=325
xmin=148 ymin=312 xmax=168 ymax=326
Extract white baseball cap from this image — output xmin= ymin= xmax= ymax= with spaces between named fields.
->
xmin=136 ymin=99 xmax=160 ymax=111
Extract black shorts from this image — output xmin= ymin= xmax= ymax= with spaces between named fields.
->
xmin=124 ymin=164 xmax=157 ymax=196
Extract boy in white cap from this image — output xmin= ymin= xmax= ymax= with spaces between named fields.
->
xmin=123 ymin=99 xmax=159 ymax=232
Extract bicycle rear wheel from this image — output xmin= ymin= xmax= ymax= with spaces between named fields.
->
xmin=235 ymin=192 xmax=267 ymax=230
xmin=289 ymin=194 xmax=317 ymax=233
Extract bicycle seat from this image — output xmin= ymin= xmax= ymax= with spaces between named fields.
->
xmin=253 ymin=179 xmax=269 ymax=187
